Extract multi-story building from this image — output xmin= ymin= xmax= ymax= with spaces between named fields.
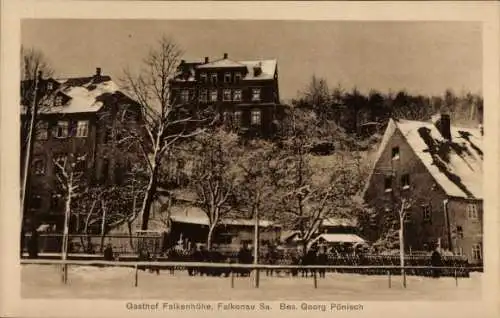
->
xmin=170 ymin=53 xmax=285 ymax=138
xmin=21 ymin=68 xmax=140 ymax=230
xmin=363 ymin=114 xmax=483 ymax=264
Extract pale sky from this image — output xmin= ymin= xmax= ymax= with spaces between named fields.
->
xmin=21 ymin=20 xmax=482 ymax=101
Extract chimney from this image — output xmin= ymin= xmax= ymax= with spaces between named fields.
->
xmin=479 ymin=124 xmax=484 ymax=136
xmin=253 ymin=63 xmax=262 ymax=77
xmin=223 ymin=53 xmax=228 ymax=59
xmin=436 ymin=113 xmax=452 ymax=140
xmin=204 ymin=56 xmax=209 ymax=64
xmin=95 ymin=67 xmax=102 ymax=77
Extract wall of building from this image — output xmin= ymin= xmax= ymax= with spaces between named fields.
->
xmin=363 ymin=128 xmax=450 ymax=251
xmin=446 ymin=198 xmax=483 ymax=264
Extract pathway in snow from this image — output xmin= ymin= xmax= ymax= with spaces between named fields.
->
xmin=21 ymin=265 xmax=482 ymax=300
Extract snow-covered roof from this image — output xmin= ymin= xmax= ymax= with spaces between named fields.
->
xmin=167 ymin=204 xmax=278 ymax=227
xmin=322 ymin=218 xmax=358 ymax=227
xmin=197 ymin=58 xmax=247 ymax=69
xmin=22 ymin=76 xmax=132 ymax=114
xmin=175 ymin=57 xmax=277 ymax=81
xmin=365 ymin=117 xmax=483 ymax=199
xmin=310 ymin=233 xmax=366 ymax=245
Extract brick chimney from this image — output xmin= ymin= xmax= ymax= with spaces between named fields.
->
xmin=223 ymin=53 xmax=228 ymax=59
xmin=435 ymin=113 xmax=452 ymax=140
xmin=253 ymin=62 xmax=262 ymax=77
xmin=204 ymin=56 xmax=209 ymax=63
xmin=96 ymin=67 xmax=102 ymax=77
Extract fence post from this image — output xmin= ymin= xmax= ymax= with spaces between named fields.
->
xmin=313 ymin=269 xmax=318 ymax=289
xmin=231 ymin=268 xmax=235 ymax=289
xmin=387 ymin=270 xmax=391 ymax=288
xmin=61 ymin=263 xmax=68 ymax=284
xmin=134 ymin=264 xmax=138 ymax=287
xmin=454 ymin=269 xmax=458 ymax=287
xmin=402 ymin=268 xmax=407 ymax=288
xmin=254 ymin=268 xmax=260 ymax=288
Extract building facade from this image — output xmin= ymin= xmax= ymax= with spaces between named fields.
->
xmin=363 ymin=114 xmax=483 ymax=264
xmin=21 ymin=68 xmax=140 ymax=230
xmin=170 ymin=53 xmax=285 ymax=138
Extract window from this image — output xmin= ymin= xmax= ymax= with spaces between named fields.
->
xmin=384 ymin=176 xmax=392 ymax=192
xmin=392 ymin=147 xmax=400 ymax=160
xmin=180 ymin=90 xmax=190 ymax=103
xmin=422 ymin=205 xmax=432 ymax=222
xmin=74 ymin=155 xmax=87 ymax=172
xmin=467 ymin=204 xmax=478 ymax=219
xmin=454 ymin=247 xmax=463 ymax=256
xmin=210 ymin=89 xmax=218 ymax=102
xmin=252 ymin=88 xmax=261 ymax=101
xmin=224 ymin=72 xmax=232 ymax=83
xmin=54 ymin=95 xmax=63 ymax=106
xmin=50 ymin=194 xmax=61 ymax=210
xmin=233 ymin=89 xmax=242 ymax=101
xmin=211 ymin=73 xmax=218 ymax=84
xmin=200 ymin=73 xmax=207 ymax=83
xmin=54 ymin=154 xmax=67 ymax=169
xmin=46 ymin=81 xmax=53 ymax=91
xmin=472 ymin=244 xmax=482 ymax=260
xmin=54 ymin=121 xmax=68 ymax=138
xmin=404 ymin=211 xmax=412 ymax=222
xmin=235 ymin=72 xmax=242 ymax=82
xmin=223 ymin=111 xmax=233 ymax=124
xmin=401 ymin=173 xmax=410 ymax=189
xmin=456 ymin=226 xmax=464 ymax=239
xmin=33 ymin=159 xmax=45 ymax=175
xmin=199 ymin=89 xmax=208 ymax=103
xmin=233 ymin=111 xmax=242 ymax=128
xmin=223 ymin=89 xmax=232 ymax=101
xmin=38 ymin=121 xmax=48 ymax=140
xmin=31 ymin=195 xmax=42 ymax=210
xmin=76 ymin=121 xmax=89 ymax=138
xmin=251 ymin=109 xmax=262 ymax=126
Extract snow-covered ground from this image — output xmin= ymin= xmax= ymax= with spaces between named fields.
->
xmin=21 ymin=265 xmax=482 ymax=300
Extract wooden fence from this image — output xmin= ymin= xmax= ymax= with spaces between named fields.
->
xmin=21 ymin=259 xmax=482 ymax=290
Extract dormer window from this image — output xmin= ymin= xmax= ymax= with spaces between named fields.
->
xmin=54 ymin=95 xmax=63 ymax=106
xmin=224 ymin=72 xmax=232 ymax=83
xmin=392 ymin=147 xmax=400 ymax=160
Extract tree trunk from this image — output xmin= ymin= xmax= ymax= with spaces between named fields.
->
xmin=253 ymin=207 xmax=260 ymax=265
xmin=206 ymin=223 xmax=216 ymax=251
xmin=399 ymin=216 xmax=406 ymax=287
xmin=140 ymin=165 xmax=159 ymax=231
xmin=100 ymin=204 xmax=107 ymax=253
xmin=61 ymin=187 xmax=72 ymax=260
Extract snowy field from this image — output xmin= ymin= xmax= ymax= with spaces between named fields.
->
xmin=21 ymin=265 xmax=482 ymax=301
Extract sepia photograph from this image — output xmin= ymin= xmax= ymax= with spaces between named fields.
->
xmin=1 ymin=1 xmax=499 ymax=318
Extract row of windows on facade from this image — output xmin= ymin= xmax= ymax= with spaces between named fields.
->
xmin=176 ymin=88 xmax=262 ymax=103
xmin=387 ymin=202 xmax=479 ymax=224
xmin=36 ymin=120 xmax=89 ymax=139
xmin=454 ymin=244 xmax=482 ymax=260
xmin=32 ymin=154 xmax=87 ymax=176
xmin=198 ymin=72 xmax=244 ymax=84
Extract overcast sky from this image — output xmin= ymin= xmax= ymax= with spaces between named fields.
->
xmin=21 ymin=20 xmax=482 ymax=100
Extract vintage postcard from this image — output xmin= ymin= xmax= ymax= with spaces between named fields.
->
xmin=1 ymin=1 xmax=499 ymax=318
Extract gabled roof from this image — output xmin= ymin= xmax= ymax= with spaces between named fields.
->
xmin=365 ymin=117 xmax=483 ymax=199
xmin=21 ymin=75 xmax=133 ymax=114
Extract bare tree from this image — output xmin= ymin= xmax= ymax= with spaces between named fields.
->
xmin=188 ymin=130 xmax=241 ymax=250
xmin=20 ymin=47 xmax=54 ymax=237
xmin=53 ymin=154 xmax=86 ymax=260
xmin=120 ymin=36 xmax=211 ymax=230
